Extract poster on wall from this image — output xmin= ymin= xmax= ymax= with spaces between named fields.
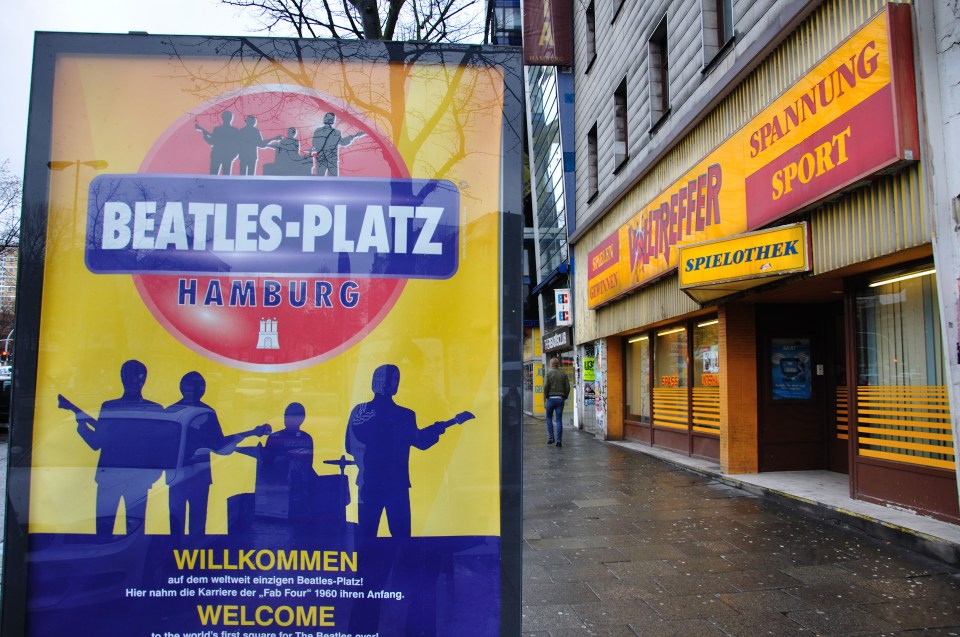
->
xmin=771 ymin=338 xmax=812 ymax=400
xmin=581 ymin=357 xmax=595 ymax=407
xmin=700 ymin=346 xmax=719 ymax=387
xmin=2 ymin=33 xmax=523 ymax=637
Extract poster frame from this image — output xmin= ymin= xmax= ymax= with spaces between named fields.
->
xmin=1 ymin=31 xmax=524 ymax=636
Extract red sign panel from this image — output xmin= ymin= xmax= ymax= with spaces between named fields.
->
xmin=587 ymin=232 xmax=619 ymax=279
xmin=523 ymin=0 xmax=574 ymax=66
xmin=745 ymin=85 xmax=899 ymax=228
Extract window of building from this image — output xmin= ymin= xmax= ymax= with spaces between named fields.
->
xmin=700 ymin=0 xmax=733 ymax=64
xmin=613 ymin=78 xmax=628 ymax=170
xmin=527 ymin=65 xmax=570 ymax=281
xmin=584 ymin=1 xmax=597 ymax=72
xmin=653 ymin=325 xmax=687 ymax=431
xmin=587 ymin=123 xmax=598 ymax=201
xmin=857 ymin=266 xmax=943 ymax=387
xmin=648 ymin=15 xmax=669 ymax=130
xmin=692 ymin=318 xmax=721 ymax=436
xmin=854 ymin=265 xmax=951 ymax=470
xmin=490 ymin=0 xmax=523 ymax=46
xmin=625 ymin=334 xmax=650 ymax=421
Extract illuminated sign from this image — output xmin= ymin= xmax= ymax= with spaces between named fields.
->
xmin=679 ymin=223 xmax=811 ymax=288
xmin=2 ymin=33 xmax=523 ymax=637
xmin=586 ymin=5 xmax=917 ymax=308
xmin=555 ymin=288 xmax=572 ymax=326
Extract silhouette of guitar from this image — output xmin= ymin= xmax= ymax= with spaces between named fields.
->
xmin=195 ymin=122 xmax=214 ymax=144
xmin=58 ymin=393 xmax=271 ymax=439
xmin=58 ymin=394 xmax=95 ymax=431
xmin=434 ymin=410 xmax=476 ymax=434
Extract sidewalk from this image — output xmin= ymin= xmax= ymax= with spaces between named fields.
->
xmin=523 ymin=417 xmax=960 ymax=636
xmin=608 ymin=438 xmax=960 ymax=567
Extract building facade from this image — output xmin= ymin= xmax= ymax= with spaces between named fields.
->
xmin=526 ymin=64 xmax=578 ymax=421
xmin=0 ymin=247 xmax=16 ymax=315
xmin=0 ymin=246 xmax=17 ymax=352
xmin=570 ymin=0 xmax=960 ymax=523
xmin=512 ymin=0 xmax=581 ymax=422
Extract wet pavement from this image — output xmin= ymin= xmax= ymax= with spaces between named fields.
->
xmin=521 ymin=418 xmax=960 ymax=636
xmin=3 ymin=425 xmax=960 ymax=635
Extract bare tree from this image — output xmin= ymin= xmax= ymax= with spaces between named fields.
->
xmin=220 ymin=0 xmax=485 ymax=42
xmin=0 ymin=160 xmax=20 ymax=346
xmin=163 ymin=38 xmax=524 ymax=187
xmin=0 ymin=160 xmax=21 ymax=251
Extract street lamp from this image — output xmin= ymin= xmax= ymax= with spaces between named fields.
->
xmin=47 ymin=159 xmax=110 ymax=216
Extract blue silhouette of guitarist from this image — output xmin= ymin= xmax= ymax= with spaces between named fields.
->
xmin=59 ymin=360 xmax=163 ymax=535
xmin=344 ymin=364 xmax=474 ymax=538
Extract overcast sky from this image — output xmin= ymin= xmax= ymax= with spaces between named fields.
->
xmin=0 ymin=0 xmax=261 ymax=178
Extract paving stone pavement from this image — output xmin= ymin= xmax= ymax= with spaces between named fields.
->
xmin=521 ymin=418 xmax=960 ymax=636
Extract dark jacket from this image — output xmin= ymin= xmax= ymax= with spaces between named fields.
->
xmin=543 ymin=367 xmax=570 ymax=399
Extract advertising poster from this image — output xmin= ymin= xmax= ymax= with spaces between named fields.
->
xmin=771 ymin=338 xmax=812 ymax=400
xmin=586 ymin=5 xmax=917 ymax=308
xmin=2 ymin=34 xmax=523 ymax=637
xmin=700 ymin=346 xmax=719 ymax=387
xmin=533 ymin=363 xmax=545 ymax=416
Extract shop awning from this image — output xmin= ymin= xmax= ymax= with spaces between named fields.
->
xmin=530 ymin=262 xmax=569 ymax=296
xmin=678 ymin=222 xmax=812 ymax=304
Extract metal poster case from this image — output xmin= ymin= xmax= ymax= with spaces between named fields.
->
xmin=2 ymin=33 xmax=523 ymax=636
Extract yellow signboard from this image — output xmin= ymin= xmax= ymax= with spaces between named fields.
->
xmin=586 ymin=5 xmax=916 ymax=308
xmin=679 ymin=223 xmax=811 ymax=288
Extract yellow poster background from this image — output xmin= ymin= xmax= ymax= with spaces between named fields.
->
xmin=31 ymin=51 xmax=506 ymax=537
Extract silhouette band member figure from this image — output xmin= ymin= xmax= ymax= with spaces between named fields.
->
xmin=237 ymin=402 xmax=326 ymax=533
xmin=237 ymin=115 xmax=282 ymax=176
xmin=196 ymin=111 xmax=240 ymax=175
xmin=62 ymin=360 xmax=163 ymax=535
xmin=345 ymin=364 xmax=474 ymax=538
xmin=259 ymin=402 xmax=315 ymax=484
xmin=312 ymin=113 xmax=365 ymax=176
xmin=263 ymin=128 xmax=314 ymax=176
xmin=166 ymin=372 xmax=270 ymax=535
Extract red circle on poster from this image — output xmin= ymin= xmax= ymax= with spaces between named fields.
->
xmin=135 ymin=87 xmax=408 ymax=370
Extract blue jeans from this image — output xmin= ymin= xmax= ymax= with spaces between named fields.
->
xmin=545 ymin=396 xmax=565 ymax=442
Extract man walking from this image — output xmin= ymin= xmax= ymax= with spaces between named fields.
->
xmin=543 ymin=357 xmax=570 ymax=448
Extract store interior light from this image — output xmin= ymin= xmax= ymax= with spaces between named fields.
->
xmin=627 ymin=335 xmax=649 ymax=343
xmin=697 ymin=319 xmax=719 ymax=328
xmin=657 ymin=327 xmax=686 ymax=337
xmin=868 ymin=268 xmax=936 ymax=288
